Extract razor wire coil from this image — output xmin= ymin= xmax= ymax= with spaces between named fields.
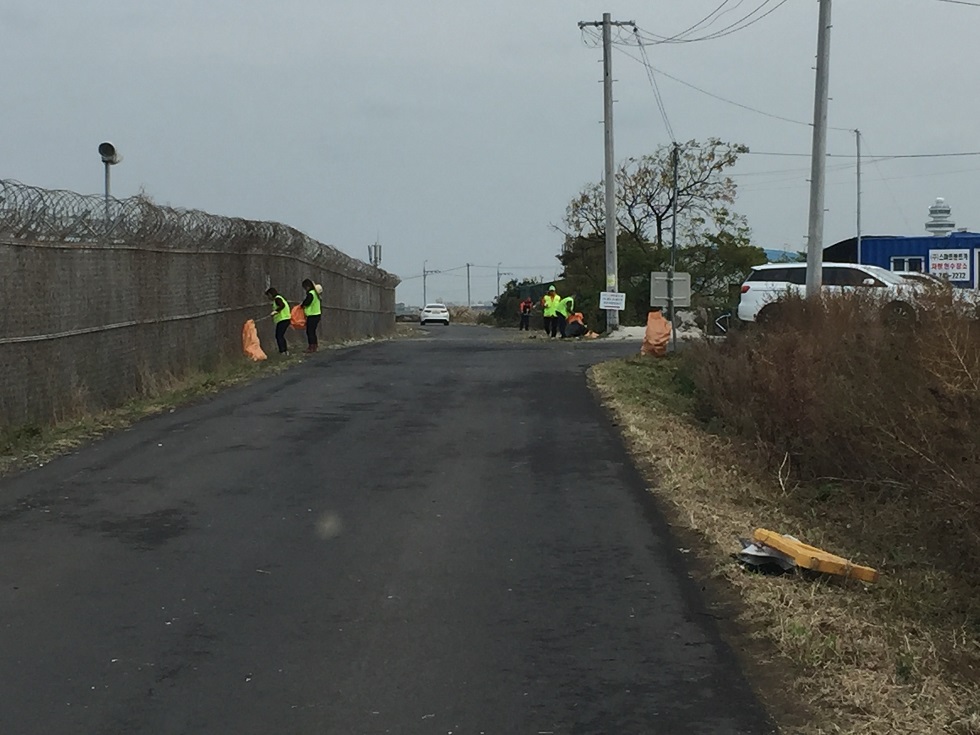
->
xmin=0 ymin=178 xmax=398 ymax=287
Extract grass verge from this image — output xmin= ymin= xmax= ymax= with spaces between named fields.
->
xmin=591 ymin=355 xmax=980 ymax=735
xmin=1 ymin=329 xmax=409 ymax=480
xmin=0 ymin=357 xmax=293 ymax=479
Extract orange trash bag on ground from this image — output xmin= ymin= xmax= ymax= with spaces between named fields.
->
xmin=640 ymin=310 xmax=671 ymax=357
xmin=242 ymin=319 xmax=268 ymax=361
xmin=290 ymin=304 xmax=307 ymax=330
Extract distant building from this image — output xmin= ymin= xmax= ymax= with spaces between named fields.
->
xmin=925 ymin=197 xmax=955 ymax=237
xmin=823 ymin=198 xmax=979 ymax=288
xmin=764 ymin=248 xmax=801 ymax=263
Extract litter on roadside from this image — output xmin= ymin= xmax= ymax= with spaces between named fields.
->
xmin=242 ymin=319 xmax=268 ymax=361
xmin=737 ymin=528 xmax=879 ymax=583
xmin=737 ymin=538 xmax=796 ymax=573
xmin=640 ymin=310 xmax=671 ymax=357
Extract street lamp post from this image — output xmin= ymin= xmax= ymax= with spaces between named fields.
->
xmin=98 ymin=142 xmax=121 ymax=237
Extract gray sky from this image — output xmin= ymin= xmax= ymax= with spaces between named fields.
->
xmin=3 ymin=1 xmax=978 ymax=306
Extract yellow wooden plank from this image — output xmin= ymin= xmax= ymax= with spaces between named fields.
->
xmin=753 ymin=528 xmax=879 ymax=583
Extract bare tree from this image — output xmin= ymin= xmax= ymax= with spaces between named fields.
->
xmin=562 ymin=138 xmax=748 ymax=248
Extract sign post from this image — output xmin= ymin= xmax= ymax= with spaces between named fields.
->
xmin=651 ymin=272 xmax=691 ymax=352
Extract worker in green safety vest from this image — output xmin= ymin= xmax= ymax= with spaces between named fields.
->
xmin=555 ymin=295 xmax=575 ymax=339
xmin=300 ymin=278 xmax=322 ymax=353
xmin=265 ymin=287 xmax=291 ymax=355
xmin=541 ymin=285 xmax=562 ymax=339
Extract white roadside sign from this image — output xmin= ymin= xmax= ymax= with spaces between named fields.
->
xmin=929 ymin=249 xmax=971 ymax=282
xmin=599 ymin=291 xmax=627 ymax=311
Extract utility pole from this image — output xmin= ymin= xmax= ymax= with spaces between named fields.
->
xmin=466 ymin=263 xmax=472 ymax=307
xmin=855 ymin=128 xmax=862 ymax=265
xmin=578 ymin=13 xmax=634 ymax=331
xmin=422 ymin=260 xmax=440 ymax=305
xmin=670 ymin=142 xmax=679 ymax=353
xmin=496 ymin=262 xmax=513 ymax=298
xmin=805 ymin=0 xmax=832 ymax=298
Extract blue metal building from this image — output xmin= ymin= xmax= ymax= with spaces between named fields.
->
xmin=824 ymin=231 xmax=980 ymax=288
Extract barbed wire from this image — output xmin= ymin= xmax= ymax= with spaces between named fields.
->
xmin=0 ymin=178 xmax=398 ymax=287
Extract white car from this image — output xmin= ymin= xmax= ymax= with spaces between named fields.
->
xmin=893 ymin=271 xmax=942 ymax=287
xmin=895 ymin=270 xmax=980 ymax=315
xmin=737 ymin=263 xmax=919 ymax=323
xmin=419 ymin=303 xmax=450 ymax=326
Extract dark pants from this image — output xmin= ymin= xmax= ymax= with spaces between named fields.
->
xmin=545 ymin=315 xmax=565 ymax=338
xmin=306 ymin=314 xmax=321 ymax=346
xmin=274 ymin=320 xmax=289 ymax=354
xmin=519 ymin=313 xmax=530 ymax=330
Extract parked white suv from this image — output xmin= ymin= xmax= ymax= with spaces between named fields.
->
xmin=737 ymin=263 xmax=918 ymax=323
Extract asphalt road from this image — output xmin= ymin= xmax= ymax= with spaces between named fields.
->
xmin=0 ymin=325 xmax=773 ymax=734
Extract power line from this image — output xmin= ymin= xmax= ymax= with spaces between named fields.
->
xmin=673 ymin=0 xmax=791 ymax=43
xmin=693 ymin=0 xmax=788 ymax=41
xmin=744 ymin=150 xmax=980 ymax=159
xmin=862 ymin=138 xmax=914 ymax=233
xmin=629 ymin=0 xmax=793 ymax=44
xmin=606 ymin=42 xmax=854 ymax=132
xmin=935 ymin=0 xmax=980 ymax=6
xmin=633 ymin=29 xmax=675 ymax=141
xmin=650 ymin=0 xmax=738 ymax=44
xmin=730 ymin=161 xmax=857 ymax=176
xmin=858 ymin=165 xmax=980 ymax=183
xmin=859 ymin=151 xmax=980 ymax=159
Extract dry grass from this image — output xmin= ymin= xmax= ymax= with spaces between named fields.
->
xmin=591 ymin=356 xmax=980 ymax=735
xmin=0 ymin=330 xmax=404 ymax=480
xmin=0 ymin=358 xmax=291 ymax=479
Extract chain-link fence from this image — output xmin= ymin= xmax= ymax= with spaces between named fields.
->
xmin=0 ymin=178 xmax=399 ymax=428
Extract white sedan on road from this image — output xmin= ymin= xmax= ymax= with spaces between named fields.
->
xmin=419 ymin=303 xmax=451 ymax=326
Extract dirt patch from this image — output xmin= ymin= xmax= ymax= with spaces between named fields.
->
xmin=591 ymin=356 xmax=980 ymax=735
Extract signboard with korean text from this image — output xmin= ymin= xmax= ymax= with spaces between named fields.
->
xmin=599 ymin=291 xmax=627 ymax=311
xmin=929 ymin=249 xmax=971 ymax=282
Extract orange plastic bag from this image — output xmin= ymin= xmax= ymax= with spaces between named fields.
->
xmin=640 ymin=311 xmax=671 ymax=357
xmin=242 ymin=319 xmax=268 ymax=361
xmin=290 ymin=304 xmax=307 ymax=330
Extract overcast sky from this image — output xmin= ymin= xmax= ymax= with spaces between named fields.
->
xmin=3 ymin=0 xmax=978 ymax=305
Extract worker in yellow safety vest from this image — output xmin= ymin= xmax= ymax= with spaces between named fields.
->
xmin=555 ymin=295 xmax=575 ymax=339
xmin=265 ymin=287 xmax=291 ymax=355
xmin=300 ymin=278 xmax=322 ymax=353
xmin=541 ymin=285 xmax=563 ymax=339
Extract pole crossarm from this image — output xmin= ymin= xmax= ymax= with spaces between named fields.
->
xmin=578 ymin=19 xmax=635 ymax=28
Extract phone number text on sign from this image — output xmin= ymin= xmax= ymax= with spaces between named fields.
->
xmin=929 ymin=249 xmax=971 ymax=282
